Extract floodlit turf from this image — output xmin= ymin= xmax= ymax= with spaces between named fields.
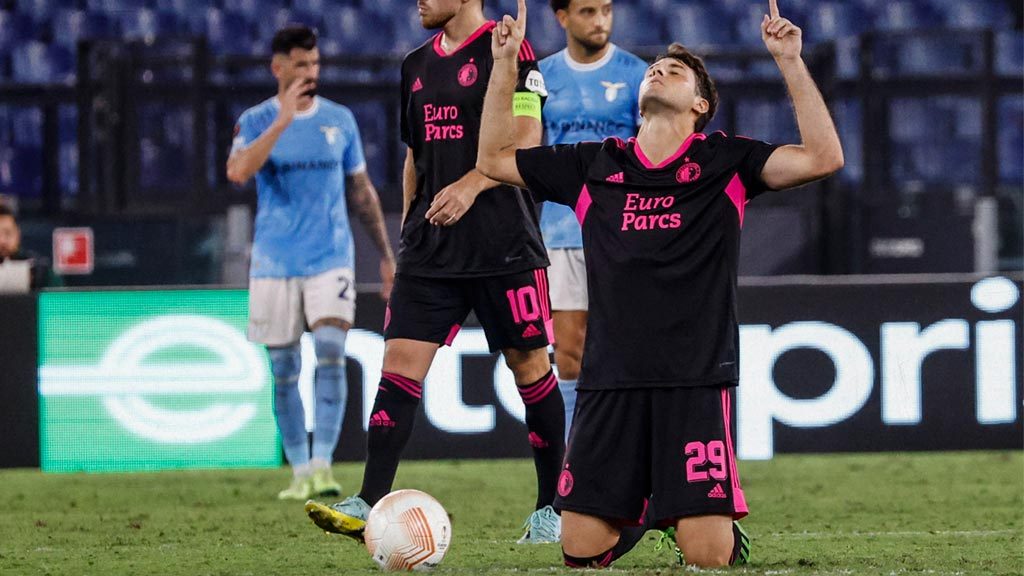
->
xmin=0 ymin=451 xmax=1020 ymax=575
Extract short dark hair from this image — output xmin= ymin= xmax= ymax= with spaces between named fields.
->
xmin=0 ymin=204 xmax=14 ymax=219
xmin=271 ymin=25 xmax=317 ymax=55
xmin=655 ymin=43 xmax=718 ymax=132
xmin=549 ymin=0 xmax=570 ymax=11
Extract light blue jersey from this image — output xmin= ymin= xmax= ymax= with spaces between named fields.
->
xmin=538 ymin=44 xmax=647 ymax=248
xmin=232 ymin=96 xmax=366 ymax=278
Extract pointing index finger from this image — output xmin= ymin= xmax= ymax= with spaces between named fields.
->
xmin=768 ymin=0 xmax=780 ymax=19
xmin=517 ymin=0 xmax=527 ymax=28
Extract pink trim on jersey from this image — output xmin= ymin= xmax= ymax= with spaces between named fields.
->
xmin=575 ymin=184 xmax=593 ymax=225
xmin=445 ymin=323 xmax=462 ymax=346
xmin=384 ymin=305 xmax=392 ymax=330
xmin=721 ymin=387 xmax=748 ymax=519
xmin=724 ymin=173 xmax=747 ymax=228
xmin=629 ymin=132 xmax=706 ymax=170
xmin=433 ymin=21 xmax=496 ymax=57
xmin=518 ymin=39 xmax=536 ymax=62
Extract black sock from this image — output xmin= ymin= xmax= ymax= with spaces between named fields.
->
xmin=563 ymin=546 xmax=615 ymax=568
xmin=517 ymin=370 xmax=565 ymax=510
xmin=358 ymin=372 xmax=421 ymax=506
xmin=610 ymin=497 xmax=656 ymax=562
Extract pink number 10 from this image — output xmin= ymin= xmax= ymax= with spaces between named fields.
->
xmin=505 ymin=286 xmax=541 ymax=324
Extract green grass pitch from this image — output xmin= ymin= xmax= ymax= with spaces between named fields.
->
xmin=0 ymin=451 xmax=1020 ymax=575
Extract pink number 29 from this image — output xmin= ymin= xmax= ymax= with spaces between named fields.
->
xmin=684 ymin=440 xmax=728 ymax=483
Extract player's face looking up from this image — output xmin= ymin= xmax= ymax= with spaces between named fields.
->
xmin=639 ymin=55 xmax=714 ymax=131
xmin=556 ymin=0 xmax=612 ymax=54
xmin=416 ymin=0 xmax=470 ymax=29
xmin=0 ymin=215 xmax=20 ymax=260
xmin=273 ymin=47 xmax=320 ymax=100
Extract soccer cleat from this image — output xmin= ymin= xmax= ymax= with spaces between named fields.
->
xmin=305 ymin=495 xmax=371 ymax=543
xmin=654 ymin=527 xmax=685 ymax=566
xmin=277 ymin=475 xmax=314 ymax=501
xmin=310 ymin=467 xmax=342 ymax=497
xmin=730 ymin=521 xmax=751 ymax=566
xmin=516 ymin=505 xmax=561 ymax=544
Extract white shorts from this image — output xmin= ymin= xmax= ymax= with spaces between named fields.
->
xmin=247 ymin=267 xmax=356 ymax=347
xmin=547 ymin=248 xmax=588 ymax=312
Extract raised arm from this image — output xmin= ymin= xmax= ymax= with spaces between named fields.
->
xmin=758 ymin=0 xmax=844 ymax=191
xmin=476 ymin=0 xmax=530 ymax=189
xmin=226 ymin=79 xmax=307 ymax=184
xmin=346 ymin=170 xmax=396 ymax=300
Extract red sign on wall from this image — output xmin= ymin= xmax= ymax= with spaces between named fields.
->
xmin=52 ymin=227 xmax=94 ymax=275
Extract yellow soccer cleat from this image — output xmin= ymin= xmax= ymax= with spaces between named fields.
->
xmin=310 ymin=467 xmax=342 ymax=497
xmin=305 ymin=496 xmax=370 ymax=543
xmin=277 ymin=475 xmax=314 ymax=501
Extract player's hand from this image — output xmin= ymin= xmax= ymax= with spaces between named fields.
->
xmin=274 ymin=79 xmax=309 ymax=127
xmin=379 ymin=258 xmax=395 ymax=301
xmin=491 ymin=0 xmax=526 ymax=61
xmin=425 ymin=179 xmax=482 ymax=226
xmin=761 ymin=0 xmax=802 ymax=61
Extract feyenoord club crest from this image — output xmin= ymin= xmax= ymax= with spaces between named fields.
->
xmin=676 ymin=160 xmax=701 ymax=183
xmin=458 ymin=61 xmax=478 ymax=87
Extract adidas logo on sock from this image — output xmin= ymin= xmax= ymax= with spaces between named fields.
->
xmin=606 ymin=172 xmax=624 ymax=183
xmin=412 ymin=77 xmax=423 ymax=92
xmin=708 ymin=483 xmax=728 ymax=499
xmin=521 ymin=324 xmax=542 ymax=339
xmin=528 ymin=432 xmax=548 ymax=448
xmin=369 ymin=410 xmax=397 ymax=428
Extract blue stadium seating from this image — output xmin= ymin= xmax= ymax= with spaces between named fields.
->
xmin=996 ymin=31 xmax=1023 ymax=76
xmin=807 ymin=2 xmax=870 ymax=42
xmin=605 ymin=4 xmax=658 ymax=50
xmin=203 ymin=9 xmax=255 ymax=55
xmin=875 ymin=1 xmax=941 ymax=31
xmin=11 ymin=41 xmax=75 ymax=83
xmin=52 ymin=9 xmax=116 ymax=49
xmin=998 ymin=97 xmax=1023 ymax=184
xmin=933 ymin=0 xmax=1013 ymax=30
xmin=0 ymin=146 xmax=44 ymax=197
xmin=665 ymin=3 xmax=734 ymax=48
xmin=0 ymin=11 xmax=38 ymax=49
xmin=85 ymin=0 xmax=152 ymax=13
xmin=524 ymin=3 xmax=564 ymax=56
xmin=119 ymin=9 xmax=187 ymax=40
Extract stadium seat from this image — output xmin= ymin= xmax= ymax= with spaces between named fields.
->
xmin=256 ymin=9 xmax=324 ymax=43
xmin=734 ymin=100 xmax=799 ymax=147
xmin=524 ymin=4 xmax=564 ymax=56
xmin=935 ymin=0 xmax=1013 ymax=30
xmin=85 ymin=0 xmax=151 ymax=13
xmin=231 ymin=0 xmax=287 ymax=20
xmin=875 ymin=0 xmax=940 ymax=31
xmin=11 ymin=42 xmax=75 ymax=84
xmin=996 ymin=31 xmax=1023 ymax=76
xmin=606 ymin=4 xmax=658 ymax=50
xmin=204 ymin=9 xmax=255 ymax=55
xmin=346 ymin=101 xmax=392 ymax=189
xmin=52 ymin=9 xmax=116 ymax=49
xmin=664 ymin=3 xmax=734 ymax=48
xmin=896 ymin=36 xmax=976 ymax=75
xmin=831 ymin=99 xmax=863 ymax=182
xmin=807 ymin=2 xmax=869 ymax=42
xmin=0 ymin=11 xmax=38 ymax=50
xmin=322 ymin=6 xmax=394 ymax=55
xmin=291 ymin=0 xmax=356 ymax=14
xmin=119 ymin=9 xmax=186 ymax=40
xmin=14 ymin=0 xmax=66 ymax=26
xmin=390 ymin=6 xmax=432 ymax=56
xmin=998 ymin=97 xmax=1023 ymax=184
xmin=11 ymin=108 xmax=43 ymax=148
xmin=0 ymin=146 xmax=44 ymax=197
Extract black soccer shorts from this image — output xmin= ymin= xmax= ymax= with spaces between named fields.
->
xmin=383 ymin=269 xmax=553 ymax=352
xmin=554 ymin=385 xmax=748 ymax=526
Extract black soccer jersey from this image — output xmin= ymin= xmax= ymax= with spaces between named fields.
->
xmin=398 ymin=22 xmax=549 ymax=278
xmin=516 ymin=132 xmax=779 ymax=390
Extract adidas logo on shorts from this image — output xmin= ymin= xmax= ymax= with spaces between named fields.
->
xmin=708 ymin=483 xmax=728 ymax=499
xmin=521 ymin=324 xmax=542 ymax=339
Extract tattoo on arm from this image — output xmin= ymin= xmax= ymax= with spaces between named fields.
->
xmin=347 ymin=172 xmax=395 ymax=262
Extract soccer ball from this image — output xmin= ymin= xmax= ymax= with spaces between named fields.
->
xmin=364 ymin=489 xmax=452 ymax=571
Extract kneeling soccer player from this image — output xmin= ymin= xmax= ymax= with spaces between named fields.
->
xmin=464 ymin=0 xmax=844 ymax=568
